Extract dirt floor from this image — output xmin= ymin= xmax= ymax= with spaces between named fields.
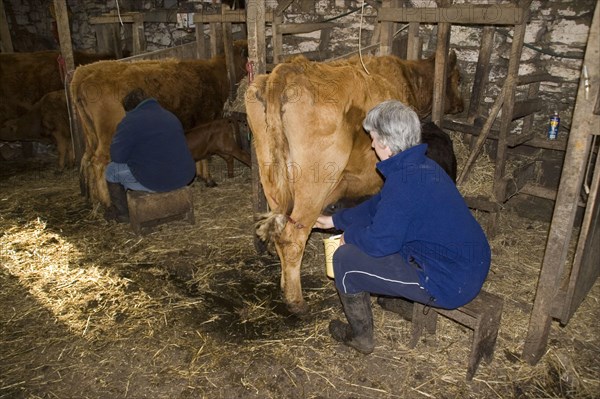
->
xmin=1 ymin=153 xmax=599 ymax=399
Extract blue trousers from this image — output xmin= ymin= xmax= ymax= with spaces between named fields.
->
xmin=105 ymin=162 xmax=154 ymax=192
xmin=333 ymin=244 xmax=434 ymax=306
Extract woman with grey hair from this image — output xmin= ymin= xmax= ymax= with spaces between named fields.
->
xmin=314 ymin=100 xmax=491 ymax=354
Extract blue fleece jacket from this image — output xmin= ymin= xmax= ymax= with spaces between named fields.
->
xmin=110 ymin=98 xmax=196 ymax=192
xmin=332 ymin=144 xmax=491 ymax=309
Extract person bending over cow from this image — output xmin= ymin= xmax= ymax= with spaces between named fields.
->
xmin=104 ymin=88 xmax=196 ymax=222
xmin=313 ymin=100 xmax=491 ymax=354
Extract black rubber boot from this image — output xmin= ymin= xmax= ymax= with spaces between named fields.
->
xmin=329 ymin=291 xmax=374 ymax=354
xmin=377 ymin=296 xmax=414 ymax=322
xmin=104 ymin=181 xmax=130 ymax=223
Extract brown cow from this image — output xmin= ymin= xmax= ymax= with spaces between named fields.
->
xmin=0 ymin=51 xmax=118 ymax=127
xmin=0 ymin=90 xmax=73 ymax=169
xmin=70 ymin=40 xmax=248 ymax=206
xmin=245 ymin=52 xmax=464 ymax=314
xmin=186 ymin=118 xmax=251 ymax=186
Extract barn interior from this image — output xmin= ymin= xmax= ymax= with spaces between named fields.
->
xmin=1 ymin=1 xmax=599 ymax=398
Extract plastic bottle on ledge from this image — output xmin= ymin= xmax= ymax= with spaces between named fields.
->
xmin=547 ymin=111 xmax=560 ymax=140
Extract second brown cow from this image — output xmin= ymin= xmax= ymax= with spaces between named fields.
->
xmin=185 ymin=118 xmax=251 ymax=186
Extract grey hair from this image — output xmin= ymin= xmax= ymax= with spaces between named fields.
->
xmin=362 ymin=100 xmax=421 ymax=154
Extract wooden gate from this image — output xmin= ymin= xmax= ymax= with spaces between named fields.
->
xmin=522 ymin=1 xmax=600 ymax=365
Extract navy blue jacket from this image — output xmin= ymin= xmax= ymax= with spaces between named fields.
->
xmin=110 ymin=98 xmax=196 ymax=192
xmin=332 ymin=144 xmax=491 ymax=309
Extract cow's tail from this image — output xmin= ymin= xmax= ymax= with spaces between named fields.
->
xmin=255 ymin=212 xmax=287 ymax=253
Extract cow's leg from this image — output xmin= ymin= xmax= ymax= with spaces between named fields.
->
xmin=275 ymin=222 xmax=312 ymax=315
xmin=224 ymin=155 xmax=235 ymax=178
xmin=196 ymin=159 xmax=216 ymax=187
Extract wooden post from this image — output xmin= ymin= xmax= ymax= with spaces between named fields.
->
xmin=431 ymin=0 xmax=451 ymax=126
xmin=246 ymin=0 xmax=268 ymax=232
xmin=210 ymin=22 xmax=223 ymax=56
xmin=406 ymin=22 xmax=421 ymax=60
xmin=195 ymin=18 xmax=207 ymax=59
xmin=523 ymin=1 xmax=599 ymax=365
xmin=222 ymin=6 xmax=237 ymax=101
xmin=0 ymin=0 xmax=13 ymax=52
xmin=379 ymin=0 xmax=394 ymax=55
xmin=54 ymin=0 xmax=86 ymax=167
xmin=131 ymin=13 xmax=145 ymax=55
xmin=492 ymin=0 xmax=532 ymax=203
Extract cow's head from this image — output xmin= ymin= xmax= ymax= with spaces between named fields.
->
xmin=445 ymin=51 xmax=464 ymax=115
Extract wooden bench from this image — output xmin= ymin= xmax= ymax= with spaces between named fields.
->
xmin=409 ymin=290 xmax=504 ymax=380
xmin=126 ymin=185 xmax=195 ymax=235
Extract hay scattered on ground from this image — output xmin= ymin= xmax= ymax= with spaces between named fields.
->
xmin=1 ymin=155 xmax=598 ymax=399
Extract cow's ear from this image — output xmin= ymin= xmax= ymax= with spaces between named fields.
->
xmin=449 ymin=50 xmax=457 ymax=68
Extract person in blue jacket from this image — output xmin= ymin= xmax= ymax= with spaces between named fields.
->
xmin=104 ymin=88 xmax=196 ymax=222
xmin=314 ymin=100 xmax=491 ymax=354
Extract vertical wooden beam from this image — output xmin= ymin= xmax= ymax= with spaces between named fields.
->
xmin=467 ymin=26 xmax=495 ymax=124
xmin=493 ymin=1 xmax=531 ymax=202
xmin=523 ymin=0 xmax=599 ymax=365
xmin=222 ymin=15 xmax=237 ymax=100
xmin=54 ymin=0 xmax=85 ymax=168
xmin=132 ymin=13 xmax=145 ymax=55
xmin=431 ymin=20 xmax=451 ymax=126
xmin=379 ymin=0 xmax=393 ymax=55
xmin=54 ymin=0 xmax=74 ymax=71
xmin=195 ymin=19 xmax=207 ymax=59
xmin=246 ymin=0 xmax=266 ymax=74
xmin=406 ymin=22 xmax=421 ymax=60
xmin=272 ymin=13 xmax=283 ymax=64
xmin=246 ymin=0 xmax=268 ymax=225
xmin=210 ymin=22 xmax=223 ymax=56
xmin=0 ymin=0 xmax=13 ymax=52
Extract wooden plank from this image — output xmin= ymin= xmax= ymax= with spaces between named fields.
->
xmin=246 ymin=0 xmax=268 ymax=224
xmin=121 ymin=42 xmax=198 ymax=62
xmin=502 ymin=161 xmax=539 ymax=201
xmin=90 ymin=14 xmax=135 ymax=24
xmin=445 ymin=118 xmax=568 ymax=151
xmin=406 ymin=22 xmax=421 ymax=60
xmin=493 ymin=2 xmax=530 ymax=203
xmin=517 ymin=72 xmax=562 ymax=85
xmin=95 ymin=23 xmax=122 ymax=58
xmin=195 ymin=22 xmax=207 ymax=59
xmin=379 ymin=5 xmax=523 ymax=25
xmin=0 ymin=0 xmax=13 ymax=52
xmin=275 ymin=0 xmax=295 ymax=15
xmin=278 ymin=22 xmax=338 ymax=35
xmin=523 ymin=1 xmax=599 ymax=365
xmin=272 ymin=13 xmax=283 ymax=64
xmin=210 ymin=23 xmax=223 ymax=56
xmin=194 ymin=10 xmax=273 ymax=23
xmin=560 ymin=152 xmax=600 ymax=322
xmin=379 ymin=0 xmax=394 ymax=56
xmin=431 ymin=20 xmax=451 ymax=126
xmin=222 ymin=19 xmax=237 ymax=101
xmin=467 ymin=26 xmax=494 ymax=125
xmin=511 ymin=98 xmax=542 ymax=120
xmin=456 ymin=83 xmax=507 ymax=186
xmin=131 ymin=13 xmax=145 ymax=55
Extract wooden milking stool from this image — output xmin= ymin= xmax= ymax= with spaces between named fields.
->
xmin=126 ymin=185 xmax=195 ymax=235
xmin=409 ymin=290 xmax=504 ymax=380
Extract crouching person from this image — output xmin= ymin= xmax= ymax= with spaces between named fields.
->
xmin=104 ymin=88 xmax=196 ymax=222
xmin=314 ymin=100 xmax=491 ymax=354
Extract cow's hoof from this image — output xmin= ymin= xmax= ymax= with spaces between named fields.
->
xmin=205 ymin=180 xmax=217 ymax=188
xmin=286 ymin=301 xmax=309 ymax=316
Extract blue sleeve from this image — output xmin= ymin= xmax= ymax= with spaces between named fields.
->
xmin=343 ymin=191 xmax=412 ymax=257
xmin=332 ymin=192 xmax=381 ymax=231
xmin=110 ymin=118 xmax=135 ymax=163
